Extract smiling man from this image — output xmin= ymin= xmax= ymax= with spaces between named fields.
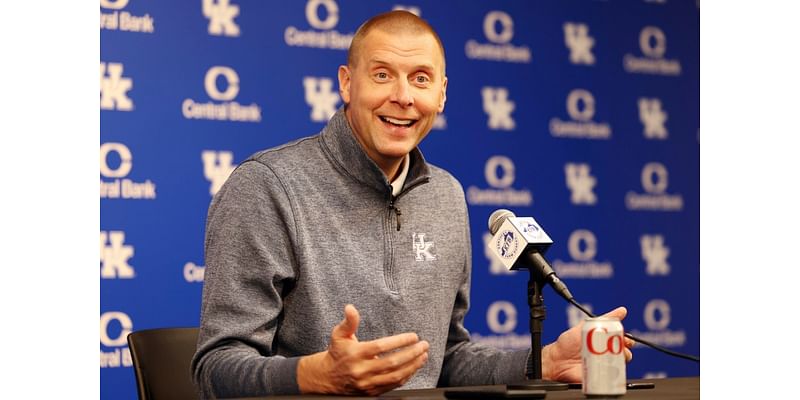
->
xmin=191 ymin=10 xmax=631 ymax=399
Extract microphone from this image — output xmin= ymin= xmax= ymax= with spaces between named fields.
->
xmin=487 ymin=209 xmax=574 ymax=302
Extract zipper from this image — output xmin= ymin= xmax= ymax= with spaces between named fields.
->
xmin=382 ymin=177 xmax=430 ymax=293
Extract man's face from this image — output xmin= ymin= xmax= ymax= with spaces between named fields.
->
xmin=338 ymin=29 xmax=447 ymax=176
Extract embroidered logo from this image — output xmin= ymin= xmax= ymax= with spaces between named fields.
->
xmin=412 ymin=233 xmax=437 ymax=261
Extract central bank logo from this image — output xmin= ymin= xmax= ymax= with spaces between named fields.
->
xmin=203 ymin=0 xmax=240 ymax=37
xmin=467 ymin=156 xmax=532 ymax=206
xmin=303 ymin=77 xmax=340 ymax=122
xmin=483 ymin=232 xmax=516 ymax=275
xmin=100 ymin=0 xmax=155 ymax=33
xmin=549 ymin=89 xmax=611 ymax=139
xmin=563 ymin=22 xmax=595 ymax=65
xmin=202 ymin=150 xmax=236 ymax=196
xmin=182 ymin=66 xmax=262 ymax=122
xmin=639 ymin=97 xmax=669 ymax=139
xmin=481 ymin=87 xmax=515 ymax=130
xmin=624 ymin=26 xmax=682 ymax=76
xmin=553 ymin=230 xmax=613 ymax=279
xmin=100 ymin=142 xmax=157 ymax=199
xmin=629 ymin=299 xmax=687 ymax=347
xmin=100 ymin=62 xmax=133 ymax=111
xmin=412 ymin=233 xmax=437 ymax=261
xmin=285 ymin=0 xmax=353 ymax=50
xmin=471 ymin=301 xmax=529 ymax=350
xmin=100 ymin=231 xmax=134 ymax=279
xmin=184 ymin=262 xmax=206 ymax=283
xmin=565 ymin=163 xmax=597 ymax=205
xmin=626 ymin=162 xmax=684 ymax=211
xmin=641 ymin=234 xmax=671 ymax=276
xmin=465 ymin=10 xmax=531 ymax=63
xmin=100 ymin=311 xmax=133 ymax=368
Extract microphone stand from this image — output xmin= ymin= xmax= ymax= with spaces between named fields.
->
xmin=508 ymin=268 xmax=568 ymax=391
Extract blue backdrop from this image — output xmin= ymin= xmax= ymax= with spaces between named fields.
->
xmin=100 ymin=1 xmax=699 ymax=398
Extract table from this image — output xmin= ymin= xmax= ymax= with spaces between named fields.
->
xmin=234 ymin=377 xmax=699 ymax=399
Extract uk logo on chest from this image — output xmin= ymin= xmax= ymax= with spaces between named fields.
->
xmin=412 ymin=233 xmax=437 ymax=261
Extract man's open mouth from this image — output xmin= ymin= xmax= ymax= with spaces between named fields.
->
xmin=380 ymin=116 xmax=418 ymax=127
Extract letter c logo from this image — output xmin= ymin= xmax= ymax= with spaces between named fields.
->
xmin=100 ymin=311 xmax=133 ymax=347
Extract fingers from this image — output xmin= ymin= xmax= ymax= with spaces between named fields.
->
xmin=601 ymin=306 xmax=628 ymax=321
xmin=624 ymin=347 xmax=633 ymax=363
xmin=370 ymin=340 xmax=429 ymax=374
xmin=332 ymin=304 xmax=360 ymax=340
xmin=352 ymin=343 xmax=429 ymax=394
xmin=357 ymin=332 xmax=421 ymax=358
xmin=624 ymin=336 xmax=635 ymax=349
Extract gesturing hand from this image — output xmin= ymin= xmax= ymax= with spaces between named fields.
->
xmin=297 ymin=304 xmax=430 ymax=395
xmin=542 ymin=306 xmax=634 ymax=383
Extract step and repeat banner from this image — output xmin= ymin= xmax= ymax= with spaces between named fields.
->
xmin=101 ymin=0 xmax=699 ymax=398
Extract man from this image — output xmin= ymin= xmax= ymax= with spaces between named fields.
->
xmin=191 ymin=10 xmax=632 ymax=398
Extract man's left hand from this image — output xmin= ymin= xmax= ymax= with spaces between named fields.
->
xmin=541 ymin=306 xmax=634 ymax=383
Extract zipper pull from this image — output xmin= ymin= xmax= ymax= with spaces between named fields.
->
xmin=394 ymin=206 xmax=402 ymax=231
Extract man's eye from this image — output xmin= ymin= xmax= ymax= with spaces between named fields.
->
xmin=376 ymin=72 xmax=388 ymax=80
xmin=415 ymin=75 xmax=430 ymax=84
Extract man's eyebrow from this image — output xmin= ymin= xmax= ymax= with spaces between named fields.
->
xmin=367 ymin=59 xmax=437 ymax=73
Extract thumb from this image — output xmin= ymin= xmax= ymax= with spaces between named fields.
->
xmin=332 ymin=304 xmax=360 ymax=340
xmin=602 ymin=306 xmax=628 ymax=321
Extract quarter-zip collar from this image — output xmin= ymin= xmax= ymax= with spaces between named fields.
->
xmin=320 ymin=107 xmax=432 ymax=197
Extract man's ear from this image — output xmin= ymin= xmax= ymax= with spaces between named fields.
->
xmin=338 ymin=65 xmax=351 ymax=104
xmin=438 ymin=76 xmax=448 ymax=112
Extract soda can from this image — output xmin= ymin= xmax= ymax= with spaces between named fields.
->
xmin=581 ymin=317 xmax=626 ymax=397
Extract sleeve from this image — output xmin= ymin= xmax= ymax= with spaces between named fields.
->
xmin=437 ymin=182 xmax=531 ymax=387
xmin=190 ymin=160 xmax=302 ymax=398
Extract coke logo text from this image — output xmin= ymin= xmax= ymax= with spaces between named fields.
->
xmin=586 ymin=327 xmax=624 ymax=355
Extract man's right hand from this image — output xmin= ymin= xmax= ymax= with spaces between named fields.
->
xmin=297 ymin=304 xmax=430 ymax=396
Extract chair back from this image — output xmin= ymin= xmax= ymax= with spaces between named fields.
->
xmin=127 ymin=327 xmax=199 ymax=400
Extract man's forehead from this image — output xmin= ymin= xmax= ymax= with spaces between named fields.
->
xmin=356 ymin=29 xmax=445 ymax=70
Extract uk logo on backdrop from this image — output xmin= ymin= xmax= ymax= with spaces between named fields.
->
xmin=639 ymin=97 xmax=669 ymax=139
xmin=629 ymin=299 xmax=687 ymax=348
xmin=471 ymin=301 xmax=530 ymax=350
xmin=100 ymin=142 xmax=157 ymax=200
xmin=100 ymin=311 xmax=134 ymax=368
xmin=624 ymin=26 xmax=682 ymax=76
xmin=482 ymin=87 xmax=515 ymax=130
xmin=182 ymin=66 xmax=262 ymax=122
xmin=552 ymin=229 xmax=613 ymax=278
xmin=202 ymin=150 xmax=236 ymax=196
xmin=641 ymin=234 xmax=671 ymax=276
xmin=203 ymin=0 xmax=240 ymax=37
xmin=565 ymin=163 xmax=597 ymax=205
xmin=549 ymin=89 xmax=611 ymax=139
xmin=100 ymin=231 xmax=135 ymax=279
xmin=303 ymin=77 xmax=340 ymax=122
xmin=467 ymin=155 xmax=532 ymax=206
xmin=465 ymin=10 xmax=532 ymax=63
xmin=626 ymin=162 xmax=684 ymax=211
xmin=100 ymin=0 xmax=155 ymax=33
xmin=284 ymin=0 xmax=354 ymax=50
xmin=100 ymin=62 xmax=133 ymax=111
xmin=563 ymin=22 xmax=595 ymax=65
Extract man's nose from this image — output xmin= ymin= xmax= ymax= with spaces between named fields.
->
xmin=390 ymin=79 xmax=414 ymax=107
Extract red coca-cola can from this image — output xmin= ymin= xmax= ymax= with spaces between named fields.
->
xmin=581 ymin=317 xmax=626 ymax=397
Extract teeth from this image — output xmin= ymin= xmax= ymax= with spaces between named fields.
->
xmin=382 ymin=116 xmax=413 ymax=126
